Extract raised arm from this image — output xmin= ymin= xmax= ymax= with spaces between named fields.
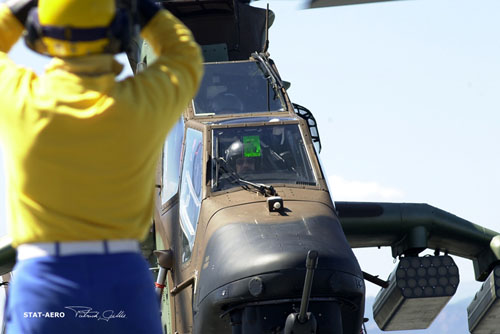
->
xmin=118 ymin=1 xmax=204 ymax=130
xmin=0 ymin=0 xmax=36 ymax=53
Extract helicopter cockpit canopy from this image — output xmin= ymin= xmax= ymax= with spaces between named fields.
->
xmin=212 ymin=120 xmax=317 ymax=192
xmin=193 ymin=61 xmax=286 ymax=116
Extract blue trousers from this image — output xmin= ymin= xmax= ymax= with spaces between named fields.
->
xmin=5 ymin=252 xmax=163 ymax=334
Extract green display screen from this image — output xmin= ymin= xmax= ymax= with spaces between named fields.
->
xmin=243 ymin=136 xmax=261 ymax=157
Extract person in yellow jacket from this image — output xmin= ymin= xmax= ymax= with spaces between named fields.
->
xmin=0 ymin=0 xmax=203 ymax=332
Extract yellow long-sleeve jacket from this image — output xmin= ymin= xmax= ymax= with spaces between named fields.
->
xmin=0 ymin=5 xmax=203 ymax=247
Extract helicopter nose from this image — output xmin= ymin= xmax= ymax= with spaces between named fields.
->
xmin=194 ymin=215 xmax=365 ymax=333
xmin=197 ymin=217 xmax=364 ymax=300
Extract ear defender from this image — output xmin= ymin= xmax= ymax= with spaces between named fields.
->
xmin=23 ymin=6 xmax=133 ymax=57
xmin=24 ymin=8 xmax=46 ymax=55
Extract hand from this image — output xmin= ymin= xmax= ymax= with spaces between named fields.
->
xmin=6 ymin=0 xmax=37 ymax=26
xmin=136 ymin=0 xmax=161 ymax=29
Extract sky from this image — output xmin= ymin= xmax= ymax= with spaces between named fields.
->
xmin=1 ymin=0 xmax=499 ymax=332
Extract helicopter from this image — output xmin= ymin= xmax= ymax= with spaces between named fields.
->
xmin=0 ymin=0 xmax=499 ymax=333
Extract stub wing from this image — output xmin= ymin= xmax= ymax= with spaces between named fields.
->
xmin=336 ymin=201 xmax=499 ymax=281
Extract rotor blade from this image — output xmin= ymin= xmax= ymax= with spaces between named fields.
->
xmin=308 ymin=0 xmax=403 ymax=8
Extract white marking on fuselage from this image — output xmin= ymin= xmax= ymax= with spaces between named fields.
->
xmin=302 ymin=217 xmax=313 ymax=236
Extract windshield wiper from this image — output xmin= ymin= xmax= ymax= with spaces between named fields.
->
xmin=251 ymin=52 xmax=285 ymax=109
xmin=252 ymin=52 xmax=283 ymax=90
xmin=216 ymin=157 xmax=277 ymax=197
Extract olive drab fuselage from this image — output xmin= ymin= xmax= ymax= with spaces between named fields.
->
xmin=126 ymin=2 xmax=366 ymax=333
xmin=146 ymin=52 xmax=365 ymax=333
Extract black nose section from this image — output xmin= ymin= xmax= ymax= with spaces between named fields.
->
xmin=199 ymin=215 xmax=363 ymax=296
xmin=198 ymin=216 xmax=361 ymax=300
xmin=194 ymin=216 xmax=365 ymax=333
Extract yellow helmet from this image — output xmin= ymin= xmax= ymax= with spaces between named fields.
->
xmin=25 ymin=0 xmax=131 ymax=57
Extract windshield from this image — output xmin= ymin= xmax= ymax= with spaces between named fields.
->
xmin=212 ymin=124 xmax=316 ymax=192
xmin=194 ymin=62 xmax=286 ymax=116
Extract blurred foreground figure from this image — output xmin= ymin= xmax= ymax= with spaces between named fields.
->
xmin=0 ymin=0 xmax=203 ymax=332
